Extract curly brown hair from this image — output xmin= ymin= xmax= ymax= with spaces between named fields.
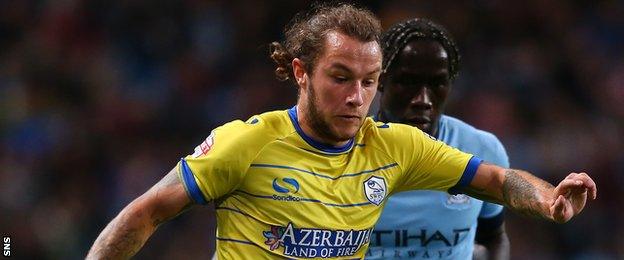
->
xmin=270 ymin=3 xmax=382 ymax=83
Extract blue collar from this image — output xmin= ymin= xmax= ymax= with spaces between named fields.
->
xmin=434 ymin=115 xmax=446 ymax=139
xmin=287 ymin=106 xmax=354 ymax=154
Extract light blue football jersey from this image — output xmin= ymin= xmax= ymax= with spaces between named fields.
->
xmin=367 ymin=115 xmax=509 ymax=259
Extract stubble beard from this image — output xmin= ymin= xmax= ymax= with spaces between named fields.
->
xmin=306 ymin=82 xmax=352 ymax=144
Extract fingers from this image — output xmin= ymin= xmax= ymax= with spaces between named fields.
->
xmin=554 ymin=178 xmax=584 ymax=197
xmin=550 ymin=195 xmax=569 ymax=223
xmin=577 ymin=172 xmax=597 ymax=200
xmin=550 ymin=172 xmax=597 ymax=223
xmin=562 ymin=172 xmax=597 ymax=200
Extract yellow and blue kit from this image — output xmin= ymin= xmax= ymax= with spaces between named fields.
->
xmin=178 ymin=107 xmax=481 ymax=259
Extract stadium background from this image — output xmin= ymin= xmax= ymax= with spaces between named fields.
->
xmin=0 ymin=0 xmax=622 ymax=259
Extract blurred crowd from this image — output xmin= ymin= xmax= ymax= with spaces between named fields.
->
xmin=0 ymin=0 xmax=622 ymax=259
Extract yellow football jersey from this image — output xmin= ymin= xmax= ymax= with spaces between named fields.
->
xmin=178 ymin=107 xmax=481 ymax=259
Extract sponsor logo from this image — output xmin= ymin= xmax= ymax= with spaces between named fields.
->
xmin=371 ymin=228 xmax=471 ymax=247
xmin=191 ymin=131 xmax=215 ymax=158
xmin=271 ymin=194 xmax=302 ymax=201
xmin=363 ymin=176 xmax=387 ymax=205
xmin=272 ymin=178 xmax=300 ymax=193
xmin=368 ymin=228 xmax=471 ymax=258
xmin=263 ymin=223 xmax=372 ymax=258
xmin=366 ymin=247 xmax=453 ymax=258
xmin=271 ymin=178 xmax=302 ymax=202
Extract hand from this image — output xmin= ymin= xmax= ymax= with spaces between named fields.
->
xmin=550 ymin=172 xmax=597 ymax=223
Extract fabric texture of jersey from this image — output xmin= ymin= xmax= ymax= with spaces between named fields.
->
xmin=368 ymin=115 xmax=509 ymax=260
xmin=178 ymin=107 xmax=481 ymax=259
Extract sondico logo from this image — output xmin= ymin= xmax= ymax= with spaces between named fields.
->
xmin=273 ymin=178 xmax=300 ymax=193
xmin=272 ymin=178 xmax=301 ymax=201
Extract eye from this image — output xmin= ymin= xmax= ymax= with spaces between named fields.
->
xmin=363 ymin=79 xmax=376 ymax=87
xmin=434 ymin=77 xmax=450 ymax=86
xmin=433 ymin=79 xmax=450 ymax=89
xmin=333 ymin=76 xmax=349 ymax=84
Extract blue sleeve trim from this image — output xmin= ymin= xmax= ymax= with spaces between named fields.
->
xmin=448 ymin=156 xmax=482 ymax=194
xmin=460 ymin=156 xmax=482 ymax=187
xmin=180 ymin=158 xmax=208 ymax=205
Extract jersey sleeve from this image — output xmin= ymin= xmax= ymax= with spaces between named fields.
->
xmin=477 ymin=203 xmax=505 ymax=232
xmin=392 ymin=124 xmax=482 ymax=193
xmin=479 ymin=201 xmax=504 ymax=218
xmin=177 ymin=120 xmax=266 ymax=204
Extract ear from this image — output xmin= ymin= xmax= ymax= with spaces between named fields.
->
xmin=292 ymin=58 xmax=308 ymax=88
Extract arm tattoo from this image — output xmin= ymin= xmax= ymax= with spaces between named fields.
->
xmin=502 ymin=170 xmax=551 ymax=219
xmin=110 ymin=226 xmax=142 ymax=258
xmin=88 ymin=169 xmax=192 ymax=259
xmin=89 ymin=210 xmax=147 ymax=259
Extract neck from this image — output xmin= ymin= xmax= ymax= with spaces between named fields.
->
xmin=297 ymin=105 xmax=350 ymax=147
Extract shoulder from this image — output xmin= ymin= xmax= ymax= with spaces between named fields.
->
xmin=361 ymin=117 xmax=431 ymax=143
xmin=217 ymin=109 xmax=293 ymax=139
xmin=193 ymin=109 xmax=293 ymax=159
xmin=359 ymin=117 xmax=436 ymax=157
xmin=253 ymin=109 xmax=295 ymax=131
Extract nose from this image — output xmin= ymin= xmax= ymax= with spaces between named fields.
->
xmin=346 ymin=82 xmax=365 ymax=107
xmin=410 ymin=87 xmax=433 ymax=110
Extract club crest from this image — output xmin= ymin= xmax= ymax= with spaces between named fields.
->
xmin=363 ymin=176 xmax=387 ymax=206
xmin=446 ymin=194 xmax=470 ymax=205
xmin=444 ymin=194 xmax=472 ymax=210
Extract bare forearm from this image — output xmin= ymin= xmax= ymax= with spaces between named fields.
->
xmin=468 ymin=163 xmax=596 ymax=224
xmin=466 ymin=164 xmax=557 ymax=221
xmin=87 ymin=168 xmax=193 ymax=259
xmin=87 ymin=201 xmax=157 ymax=259
xmin=502 ymin=169 xmax=555 ymax=220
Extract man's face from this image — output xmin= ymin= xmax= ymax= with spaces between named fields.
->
xmin=299 ymin=31 xmax=382 ymax=144
xmin=379 ymin=39 xmax=451 ymax=136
